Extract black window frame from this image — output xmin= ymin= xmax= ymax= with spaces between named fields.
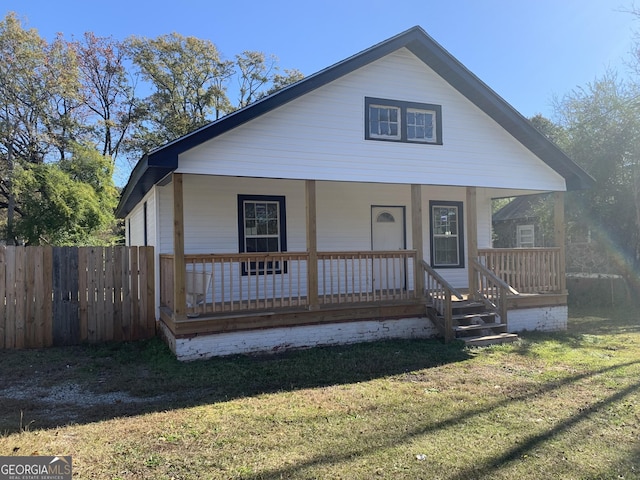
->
xmin=238 ymin=194 xmax=287 ymax=276
xmin=365 ymin=97 xmax=443 ymax=145
xmin=429 ymin=200 xmax=465 ymax=269
xmin=143 ymin=201 xmax=148 ymax=246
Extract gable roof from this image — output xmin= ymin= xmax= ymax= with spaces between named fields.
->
xmin=116 ymin=26 xmax=594 ymax=218
xmin=492 ymin=193 xmax=550 ymax=222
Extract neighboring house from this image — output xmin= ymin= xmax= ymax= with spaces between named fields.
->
xmin=492 ymin=193 xmax=553 ymax=248
xmin=116 ymin=26 xmax=594 ymax=360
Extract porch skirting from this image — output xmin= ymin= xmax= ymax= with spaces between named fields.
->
xmin=159 ymin=317 xmax=438 ymax=361
xmin=507 ymin=305 xmax=568 ymax=333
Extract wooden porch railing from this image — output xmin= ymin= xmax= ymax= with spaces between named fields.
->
xmin=318 ymin=251 xmax=417 ymax=304
xmin=470 ymin=258 xmax=519 ymax=328
xmin=161 ymin=252 xmax=310 ymax=316
xmin=421 ymin=260 xmax=464 ymax=343
xmin=478 ymin=248 xmax=565 ymax=293
xmin=160 ymin=250 xmax=418 ymax=317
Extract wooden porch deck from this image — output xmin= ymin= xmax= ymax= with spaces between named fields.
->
xmin=160 ymin=293 xmax=427 ymax=337
xmin=159 ymin=248 xmax=567 ymax=340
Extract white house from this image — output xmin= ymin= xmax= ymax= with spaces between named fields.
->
xmin=117 ymin=26 xmax=593 ymax=360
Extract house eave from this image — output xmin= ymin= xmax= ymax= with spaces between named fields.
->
xmin=115 ymin=153 xmax=176 ymax=218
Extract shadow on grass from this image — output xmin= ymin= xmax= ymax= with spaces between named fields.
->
xmin=568 ymin=305 xmax=640 ymax=335
xmin=0 ymin=337 xmax=470 ymax=433
xmin=238 ymin=359 xmax=640 ymax=480
xmin=502 ymin=305 xmax=640 ymax=358
xmin=447 ymin=373 xmax=640 ymax=480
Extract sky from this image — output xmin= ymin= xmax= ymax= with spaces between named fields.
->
xmin=2 ymin=0 xmax=638 ymax=118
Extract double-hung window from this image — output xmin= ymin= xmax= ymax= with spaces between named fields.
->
xmin=365 ymin=97 xmax=442 ymax=145
xmin=238 ymin=195 xmax=287 ymax=275
xmin=430 ymin=201 xmax=464 ymax=268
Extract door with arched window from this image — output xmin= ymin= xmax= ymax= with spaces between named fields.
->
xmin=371 ymin=206 xmax=406 ymax=291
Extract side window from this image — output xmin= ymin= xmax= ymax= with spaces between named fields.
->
xmin=430 ymin=201 xmax=464 ymax=268
xmin=238 ymin=195 xmax=287 ymax=275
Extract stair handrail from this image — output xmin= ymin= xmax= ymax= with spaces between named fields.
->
xmin=420 ymin=260 xmax=465 ymax=299
xmin=470 ymin=258 xmax=519 ymax=327
xmin=472 ymin=259 xmax=520 ymax=295
xmin=421 ymin=260 xmax=463 ymax=342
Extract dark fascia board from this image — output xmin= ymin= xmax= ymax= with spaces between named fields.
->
xmin=116 ymin=26 xmax=594 ymax=218
xmin=115 ymin=153 xmax=174 ymax=218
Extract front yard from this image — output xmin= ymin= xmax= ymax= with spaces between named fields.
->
xmin=1 ymin=307 xmax=639 ymax=479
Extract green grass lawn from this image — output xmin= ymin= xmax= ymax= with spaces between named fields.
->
xmin=1 ymin=307 xmax=639 ymax=479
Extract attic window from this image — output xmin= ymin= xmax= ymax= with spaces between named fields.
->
xmin=365 ymin=97 xmax=442 ymax=145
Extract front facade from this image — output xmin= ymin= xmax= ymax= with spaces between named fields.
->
xmin=118 ymin=27 xmax=593 ymax=360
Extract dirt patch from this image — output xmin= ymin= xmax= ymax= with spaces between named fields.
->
xmin=1 ymin=377 xmax=173 ymax=430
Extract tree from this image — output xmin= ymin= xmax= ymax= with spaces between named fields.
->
xmin=126 ymin=33 xmax=234 ymax=154
xmin=236 ymin=51 xmax=276 ymax=107
xmin=553 ymin=73 xmax=640 ymax=288
xmin=12 ymin=143 xmax=118 ymax=245
xmin=0 ymin=13 xmax=82 ymax=243
xmin=75 ymin=32 xmax=137 ymax=162
xmin=236 ymin=54 xmax=305 ymax=106
xmin=265 ymin=68 xmax=305 ymax=96
xmin=529 ymin=113 xmax=568 ymax=146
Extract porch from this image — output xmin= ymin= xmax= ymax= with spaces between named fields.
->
xmin=158 ymin=247 xmax=567 ymax=341
xmin=157 ymin=175 xmax=568 ymax=354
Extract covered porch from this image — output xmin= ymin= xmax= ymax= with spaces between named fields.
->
xmin=158 ymin=175 xmax=568 ymax=343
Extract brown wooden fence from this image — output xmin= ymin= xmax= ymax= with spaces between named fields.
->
xmin=0 ymin=246 xmax=155 ymax=349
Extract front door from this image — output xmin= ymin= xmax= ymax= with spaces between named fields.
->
xmin=371 ymin=206 xmax=406 ymax=291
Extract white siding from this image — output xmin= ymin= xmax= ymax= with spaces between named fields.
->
xmin=178 ymin=48 xmax=565 ymax=192
xmin=157 ymin=182 xmax=173 ymax=254
xmin=126 ymin=203 xmax=143 ymax=246
xmin=476 ymin=188 xmax=493 ymax=250
xmin=126 ymin=188 xmax=156 ymax=247
xmin=157 ymin=175 xmax=480 ymax=289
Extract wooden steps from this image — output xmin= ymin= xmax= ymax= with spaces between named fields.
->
xmin=454 ymin=322 xmax=504 ymax=333
xmin=462 ymin=333 xmax=519 ymax=347
xmin=427 ymin=298 xmax=519 ymax=347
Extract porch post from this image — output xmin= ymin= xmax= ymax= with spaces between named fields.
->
xmin=554 ymin=191 xmax=567 ymax=293
xmin=306 ymin=180 xmax=319 ymax=310
xmin=173 ymin=173 xmax=186 ymax=321
xmin=466 ymin=187 xmax=478 ymax=296
xmin=411 ymin=184 xmax=425 ymax=296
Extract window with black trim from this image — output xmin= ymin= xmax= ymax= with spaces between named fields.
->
xmin=238 ymin=195 xmax=287 ymax=275
xmin=429 ymin=201 xmax=464 ymax=268
xmin=365 ymin=97 xmax=442 ymax=144
xmin=143 ymin=201 xmax=148 ymax=246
